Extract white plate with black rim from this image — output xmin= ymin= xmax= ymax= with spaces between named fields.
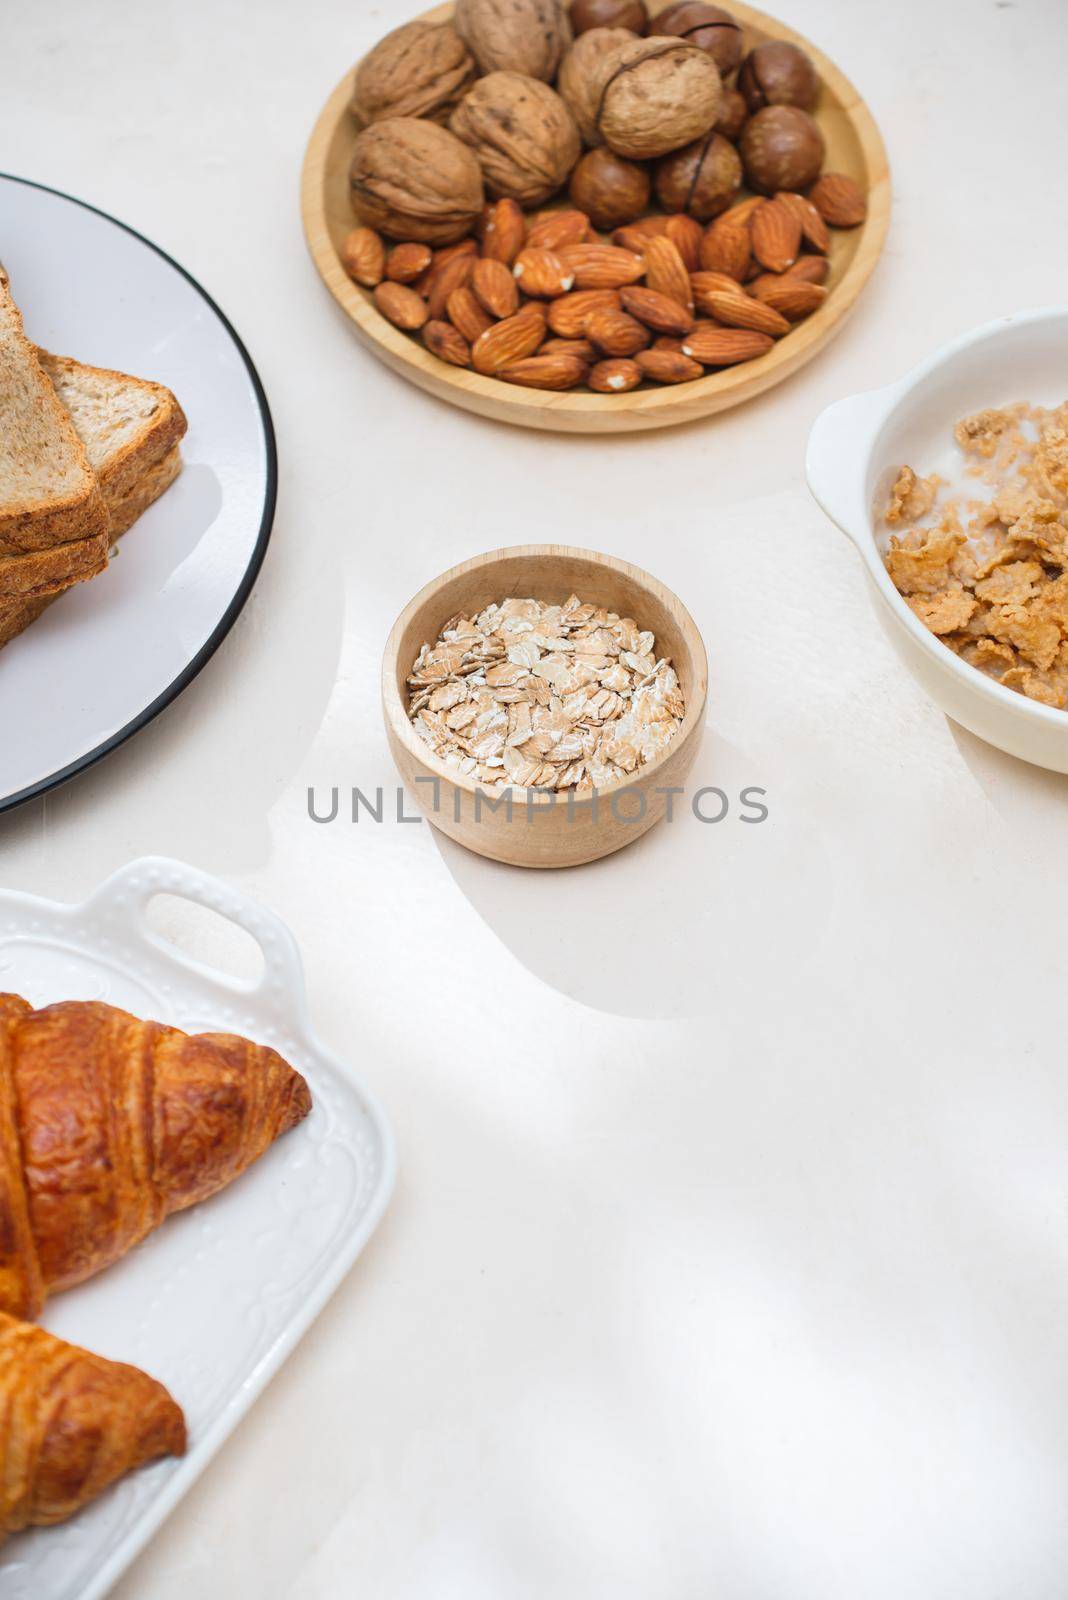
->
xmin=0 ymin=174 xmax=276 ymax=811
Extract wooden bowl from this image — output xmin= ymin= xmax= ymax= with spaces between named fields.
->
xmin=382 ymin=546 xmax=708 ymax=867
xmin=302 ymin=0 xmax=890 ymax=434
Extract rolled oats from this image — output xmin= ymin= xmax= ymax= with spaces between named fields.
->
xmin=406 ymin=594 xmax=685 ymax=790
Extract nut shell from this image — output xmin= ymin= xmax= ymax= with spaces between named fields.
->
xmin=738 ymin=40 xmax=819 ymax=112
xmin=352 ymin=21 xmax=477 ymax=128
xmin=739 ymin=105 xmax=824 ymax=196
xmin=569 ymin=146 xmax=651 ymax=230
xmin=450 ymin=72 xmax=581 ymax=206
xmin=714 ymin=86 xmax=748 ymax=141
xmin=569 ymin=0 xmax=647 ymax=34
xmin=454 ymin=0 xmax=572 ymax=80
xmin=557 ymin=26 xmax=636 ymax=145
xmin=350 ymin=117 xmax=485 ymax=243
xmin=595 ymin=36 xmax=723 ymax=160
xmin=654 ymin=131 xmax=740 ymax=220
xmin=648 ymin=3 xmax=743 ymax=78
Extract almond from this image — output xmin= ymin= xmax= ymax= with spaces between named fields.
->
xmin=699 ymin=213 xmax=750 ymax=281
xmin=786 ymin=255 xmax=830 ymax=285
xmin=706 ymin=289 xmax=790 ymax=337
xmin=447 ymin=285 xmax=494 ymax=344
xmin=588 ymin=358 xmax=642 ymax=394
xmin=680 ymin=326 xmax=774 ymax=365
xmin=387 ymin=242 xmax=433 ymax=284
xmin=757 ymin=280 xmax=828 ymax=320
xmin=516 ymin=299 xmax=549 ymax=330
xmin=472 ymin=257 xmax=520 ymax=319
xmin=635 ymin=348 xmax=703 ymax=384
xmin=750 ymin=260 xmax=829 ymax=298
xmin=690 ymin=269 xmax=752 ymax=314
xmin=498 ymin=353 xmax=587 ymax=390
xmin=641 ymin=235 xmax=693 ymax=312
xmin=341 ymin=226 xmax=385 ymax=288
xmin=547 ymin=289 xmax=622 ymax=338
xmin=750 ymin=198 xmax=801 ymax=274
xmin=373 ymin=281 xmax=428 ymax=331
xmin=426 ymin=253 xmax=476 ymax=320
xmin=422 ymin=320 xmax=471 ymax=366
xmin=665 ymin=214 xmax=704 ymax=273
xmin=418 ymin=238 xmax=478 ymax=297
xmin=652 ymin=336 xmax=685 ymax=352
xmin=728 ymin=196 xmax=765 ymax=226
xmin=620 ymin=285 xmax=694 ymax=336
xmin=472 ymin=309 xmax=547 ymax=374
xmin=481 ymin=199 xmax=526 ymax=264
xmin=775 ymin=191 xmax=829 ymax=254
xmin=584 ymin=307 xmax=650 ymax=358
xmin=613 ymin=215 xmax=669 ymax=243
xmin=611 ymin=225 xmax=655 ymax=255
xmin=513 ymin=248 xmax=575 ymax=298
xmin=526 ymin=210 xmax=592 ymax=251
xmin=808 ymin=172 xmax=867 ymax=227
xmin=557 ymin=245 xmax=645 ymax=290
xmin=427 ymin=238 xmax=479 ymax=273
xmin=539 ymin=336 xmax=597 ymax=361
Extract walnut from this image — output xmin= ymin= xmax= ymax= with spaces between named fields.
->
xmin=557 ymin=26 xmax=637 ymax=146
xmin=349 ymin=118 xmax=485 ymax=244
xmin=453 ymin=0 xmax=572 ymax=81
xmin=450 ymin=73 xmax=581 ymax=207
xmin=351 ymin=21 xmax=478 ymax=128
xmin=570 ymin=0 xmax=647 ymax=32
xmin=594 ymin=37 xmax=722 ymax=160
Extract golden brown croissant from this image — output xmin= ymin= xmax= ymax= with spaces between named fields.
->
xmin=0 ymin=1310 xmax=185 ymax=1543
xmin=0 ymin=994 xmax=312 ymax=1320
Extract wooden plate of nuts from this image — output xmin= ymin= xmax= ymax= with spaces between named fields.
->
xmin=301 ymin=0 xmax=889 ymax=433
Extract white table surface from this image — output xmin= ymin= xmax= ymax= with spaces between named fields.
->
xmin=4 ymin=1 xmax=1068 ymax=1595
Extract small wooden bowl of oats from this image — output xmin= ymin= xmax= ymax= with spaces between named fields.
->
xmin=382 ymin=545 xmax=707 ymax=867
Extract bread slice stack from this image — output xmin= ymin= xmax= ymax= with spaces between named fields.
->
xmin=0 ymin=273 xmax=186 ymax=649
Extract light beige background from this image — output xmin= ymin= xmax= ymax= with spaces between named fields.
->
xmin=3 ymin=0 xmax=1068 ymax=1595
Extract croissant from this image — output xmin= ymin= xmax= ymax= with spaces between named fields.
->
xmin=0 ymin=1310 xmax=185 ymax=1543
xmin=0 ymin=994 xmax=312 ymax=1320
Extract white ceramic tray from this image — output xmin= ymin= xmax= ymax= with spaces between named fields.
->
xmin=0 ymin=857 xmax=396 ymax=1600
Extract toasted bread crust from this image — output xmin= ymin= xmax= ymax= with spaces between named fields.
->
xmin=107 ymin=447 xmax=182 ymax=537
xmin=0 ymin=530 xmax=110 ymax=601
xmin=0 ymin=477 xmax=109 ymax=557
xmin=0 ymin=592 xmax=53 ymax=649
xmin=0 ymin=289 xmax=110 ymax=556
xmin=37 ymin=353 xmax=188 ymax=504
xmin=0 ymin=446 xmax=183 ymax=649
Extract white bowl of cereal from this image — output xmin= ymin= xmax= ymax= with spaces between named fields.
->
xmin=806 ymin=307 xmax=1068 ymax=771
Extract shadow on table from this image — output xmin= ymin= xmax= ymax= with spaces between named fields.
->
xmin=430 ymin=724 xmax=833 ymax=1021
xmin=948 ymin=720 xmax=1068 ymax=820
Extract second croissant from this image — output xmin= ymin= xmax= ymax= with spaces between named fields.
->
xmin=0 ymin=994 xmax=312 ymax=1320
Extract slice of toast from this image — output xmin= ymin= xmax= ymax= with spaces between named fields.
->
xmin=0 ymin=355 xmax=187 ymax=602
xmin=0 ymin=350 xmax=186 ymax=648
xmin=0 ymin=446 xmax=183 ymax=646
xmin=107 ymin=445 xmax=183 ymax=537
xmin=0 ymin=280 xmax=109 ymax=556
xmin=38 ymin=352 xmax=187 ymax=503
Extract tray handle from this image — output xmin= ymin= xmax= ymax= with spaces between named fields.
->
xmin=85 ymin=856 xmax=307 ymax=1008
